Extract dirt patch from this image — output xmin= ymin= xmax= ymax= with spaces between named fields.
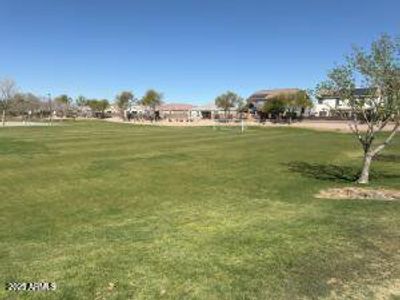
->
xmin=316 ymin=187 xmax=400 ymax=201
xmin=372 ymin=279 xmax=400 ymax=300
xmin=327 ymin=278 xmax=400 ymax=300
xmin=0 ymin=121 xmax=52 ymax=127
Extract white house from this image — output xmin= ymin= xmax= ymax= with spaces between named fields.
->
xmin=107 ymin=104 xmax=120 ymax=116
xmin=126 ymin=105 xmax=147 ymax=114
xmin=314 ymin=88 xmax=375 ymax=117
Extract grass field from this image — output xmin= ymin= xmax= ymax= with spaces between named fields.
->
xmin=1 ymin=121 xmax=399 ymax=299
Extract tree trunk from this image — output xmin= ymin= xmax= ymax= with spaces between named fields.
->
xmin=358 ymin=151 xmax=373 ymax=184
xmin=2 ymin=109 xmax=5 ymax=126
xmin=357 ymin=122 xmax=399 ymax=184
xmin=288 ymin=109 xmax=293 ymax=124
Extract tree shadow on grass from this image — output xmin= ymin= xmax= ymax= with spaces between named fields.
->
xmin=286 ymin=161 xmax=400 ymax=183
xmin=374 ymin=154 xmax=400 ymax=163
xmin=202 ymin=207 xmax=400 ymax=299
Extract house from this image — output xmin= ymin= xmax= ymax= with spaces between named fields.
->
xmin=247 ymin=88 xmax=311 ymax=118
xmin=126 ymin=105 xmax=147 ymax=114
xmin=192 ymin=103 xmax=217 ymax=119
xmin=108 ymin=104 xmax=120 ymax=115
xmin=78 ymin=105 xmax=93 ymax=118
xmin=154 ymin=102 xmax=241 ymax=121
xmin=248 ymin=88 xmax=303 ymax=108
xmin=314 ymin=88 xmax=376 ymax=117
xmin=158 ymin=103 xmax=195 ymax=121
xmin=191 ymin=103 xmax=238 ymax=119
xmin=124 ymin=105 xmax=147 ymax=119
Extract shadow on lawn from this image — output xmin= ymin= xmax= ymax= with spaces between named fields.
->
xmin=205 ymin=204 xmax=400 ymax=299
xmin=286 ymin=161 xmax=400 ymax=182
xmin=374 ymin=153 xmax=400 ymax=163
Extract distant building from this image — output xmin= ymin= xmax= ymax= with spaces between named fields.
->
xmin=248 ymin=88 xmax=303 ymax=109
xmin=126 ymin=105 xmax=147 ymax=114
xmin=156 ymin=102 xmax=240 ymax=120
xmin=192 ymin=103 xmax=238 ymax=119
xmin=158 ymin=103 xmax=195 ymax=120
xmin=314 ymin=88 xmax=376 ymax=117
xmin=247 ymin=88 xmax=311 ymax=118
xmin=79 ymin=105 xmax=93 ymax=118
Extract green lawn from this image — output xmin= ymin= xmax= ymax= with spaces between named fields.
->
xmin=1 ymin=121 xmax=399 ymax=299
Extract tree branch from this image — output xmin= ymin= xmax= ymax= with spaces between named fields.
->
xmin=371 ymin=121 xmax=400 ymax=157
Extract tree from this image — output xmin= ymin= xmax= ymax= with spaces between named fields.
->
xmin=215 ymin=91 xmax=243 ymax=120
xmin=261 ymin=98 xmax=286 ymax=120
xmin=86 ymin=99 xmax=98 ymax=114
xmin=115 ymin=91 xmax=134 ymax=120
xmin=38 ymin=95 xmax=51 ymax=120
xmin=286 ymin=90 xmax=313 ymax=122
xmin=11 ymin=93 xmax=41 ymax=117
xmin=297 ymin=90 xmax=314 ymax=119
xmin=86 ymin=99 xmax=109 ymax=118
xmin=0 ymin=78 xmax=17 ymax=126
xmin=140 ymin=89 xmax=163 ymax=121
xmin=98 ymin=99 xmax=110 ymax=118
xmin=75 ymin=95 xmax=87 ymax=107
xmin=267 ymin=90 xmax=312 ymax=123
xmin=237 ymin=98 xmax=247 ymax=120
xmin=75 ymin=95 xmax=87 ymax=117
xmin=316 ymin=34 xmax=400 ymax=184
xmin=54 ymin=94 xmax=72 ymax=118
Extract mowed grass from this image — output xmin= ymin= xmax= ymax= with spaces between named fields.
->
xmin=0 ymin=121 xmax=399 ymax=299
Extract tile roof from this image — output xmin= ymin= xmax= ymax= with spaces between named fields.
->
xmin=193 ymin=103 xmax=218 ymax=111
xmin=253 ymin=88 xmax=301 ymax=95
xmin=248 ymin=88 xmax=302 ymax=102
xmin=158 ymin=103 xmax=194 ymax=111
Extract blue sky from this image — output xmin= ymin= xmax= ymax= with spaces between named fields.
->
xmin=1 ymin=0 xmax=399 ymax=104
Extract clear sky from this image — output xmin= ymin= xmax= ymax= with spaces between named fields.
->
xmin=1 ymin=0 xmax=399 ymax=104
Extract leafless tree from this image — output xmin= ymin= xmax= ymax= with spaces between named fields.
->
xmin=0 ymin=78 xmax=18 ymax=126
xmin=11 ymin=93 xmax=41 ymax=116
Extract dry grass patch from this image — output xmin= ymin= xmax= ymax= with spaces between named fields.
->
xmin=316 ymin=187 xmax=400 ymax=201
